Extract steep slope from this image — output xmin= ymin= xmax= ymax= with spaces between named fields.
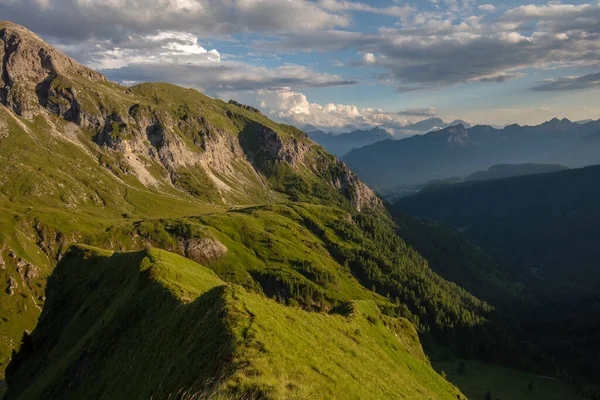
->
xmin=391 ymin=212 xmax=521 ymax=306
xmin=0 ymin=20 xmax=384 ymax=376
xmin=395 ymin=165 xmax=600 ymax=378
xmin=4 ymin=245 xmax=464 ymax=400
xmin=396 ymin=164 xmax=600 ymax=286
xmin=466 ymin=163 xmax=569 ymax=181
xmin=0 ymin=21 xmax=378 ymax=210
xmin=0 ymin=20 xmax=495 ymax=387
xmin=344 ymin=119 xmax=600 ymax=191
xmin=307 ymin=127 xmax=393 ymax=157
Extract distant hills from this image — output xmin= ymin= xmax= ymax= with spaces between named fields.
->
xmin=396 ymin=164 xmax=600 ymax=288
xmin=553 ymin=130 xmax=600 ymax=168
xmin=466 ymin=163 xmax=569 ymax=181
xmin=306 ymin=126 xmax=393 ymax=156
xmin=305 ymin=118 xmax=472 ymax=157
xmin=343 ymin=118 xmax=600 ymax=191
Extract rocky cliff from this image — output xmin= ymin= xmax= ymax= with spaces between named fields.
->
xmin=0 ymin=20 xmax=380 ymax=211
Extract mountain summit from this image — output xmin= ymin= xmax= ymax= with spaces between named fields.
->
xmin=0 ymin=20 xmax=379 ymax=211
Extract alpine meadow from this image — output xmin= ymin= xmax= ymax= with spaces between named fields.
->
xmin=1 ymin=1 xmax=600 ymax=399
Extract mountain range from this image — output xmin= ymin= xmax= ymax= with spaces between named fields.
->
xmin=305 ymin=126 xmax=393 ymax=156
xmin=0 ymin=21 xmax=489 ymax=399
xmin=304 ymin=118 xmax=472 ymax=157
xmin=343 ymin=118 xmax=600 ymax=191
xmin=2 ymin=20 xmax=600 ymax=400
xmin=397 ymin=117 xmax=472 ymax=134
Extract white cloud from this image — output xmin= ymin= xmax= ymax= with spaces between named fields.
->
xmin=478 ymin=4 xmax=496 ymax=13
xmin=237 ymin=88 xmax=437 ymax=134
xmin=503 ymin=3 xmax=594 ymax=20
xmin=261 ymin=2 xmax=600 ymax=90
xmin=318 ymin=0 xmax=415 ymax=19
xmin=104 ymin=63 xmax=357 ymax=93
xmin=73 ymin=31 xmax=221 ymax=70
xmin=3 ymin=0 xmax=351 ymax=42
xmin=361 ymin=52 xmax=376 ymax=64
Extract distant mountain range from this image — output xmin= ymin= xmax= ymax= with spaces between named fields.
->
xmin=305 ymin=126 xmax=393 ymax=156
xmin=398 ymin=117 xmax=472 ymax=134
xmin=465 ymin=163 xmax=569 ymax=181
xmin=305 ymin=118 xmax=471 ymax=156
xmin=343 ymin=118 xmax=600 ymax=191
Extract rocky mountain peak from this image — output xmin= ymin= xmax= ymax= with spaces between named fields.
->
xmin=0 ymin=21 xmax=106 ymax=118
xmin=0 ymin=22 xmax=382 ymax=213
xmin=446 ymin=124 xmax=469 ymax=144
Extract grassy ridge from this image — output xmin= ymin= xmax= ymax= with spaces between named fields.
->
xmin=5 ymin=246 xmax=463 ymax=400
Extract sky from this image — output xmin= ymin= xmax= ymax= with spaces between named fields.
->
xmin=1 ymin=0 xmax=599 ymax=135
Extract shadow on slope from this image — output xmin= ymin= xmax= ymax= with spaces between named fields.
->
xmin=5 ymin=245 xmax=463 ymax=400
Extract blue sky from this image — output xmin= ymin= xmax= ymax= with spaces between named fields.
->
xmin=2 ymin=0 xmax=599 ymax=134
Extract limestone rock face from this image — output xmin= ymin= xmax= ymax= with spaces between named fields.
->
xmin=6 ymin=275 xmax=17 ymax=295
xmin=333 ymin=161 xmax=383 ymax=212
xmin=0 ymin=21 xmax=383 ymax=212
xmin=0 ymin=22 xmax=105 ymax=119
xmin=185 ymin=237 xmax=228 ymax=265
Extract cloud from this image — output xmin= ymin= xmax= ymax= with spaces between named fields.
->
xmin=396 ymin=107 xmax=438 ymax=117
xmin=236 ymin=88 xmax=438 ymax=134
xmin=530 ymin=72 xmax=600 ymax=91
xmin=1 ymin=0 xmax=350 ymax=42
xmin=502 ymin=3 xmax=594 ymax=21
xmin=60 ymin=31 xmax=221 ymax=70
xmin=361 ymin=52 xmax=376 ymax=65
xmin=478 ymin=72 xmax=525 ymax=83
xmin=478 ymin=4 xmax=496 ymax=13
xmin=103 ymin=63 xmax=357 ymax=94
xmin=318 ymin=0 xmax=415 ymax=19
xmin=259 ymin=2 xmax=600 ymax=91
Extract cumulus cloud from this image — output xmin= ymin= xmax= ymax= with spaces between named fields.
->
xmin=530 ymin=72 xmax=600 ymax=91
xmin=361 ymin=52 xmax=376 ymax=65
xmin=237 ymin=88 xmax=438 ymax=134
xmin=62 ymin=31 xmax=221 ymax=70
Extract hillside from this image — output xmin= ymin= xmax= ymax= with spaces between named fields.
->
xmin=4 ymin=245 xmax=463 ymax=400
xmin=343 ymin=119 xmax=600 ymax=191
xmin=0 ymin=19 xmax=384 ymax=371
xmin=553 ymin=131 xmax=600 ymax=168
xmin=395 ymin=165 xmax=600 ymax=378
xmin=466 ymin=163 xmax=569 ymax=181
xmin=396 ymin=165 xmax=600 ymax=286
xmin=0 ymin=20 xmax=497 ymax=396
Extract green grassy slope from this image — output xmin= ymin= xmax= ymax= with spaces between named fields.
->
xmin=0 ymin=22 xmax=498 ymax=397
xmin=4 ymin=245 xmax=463 ymax=400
